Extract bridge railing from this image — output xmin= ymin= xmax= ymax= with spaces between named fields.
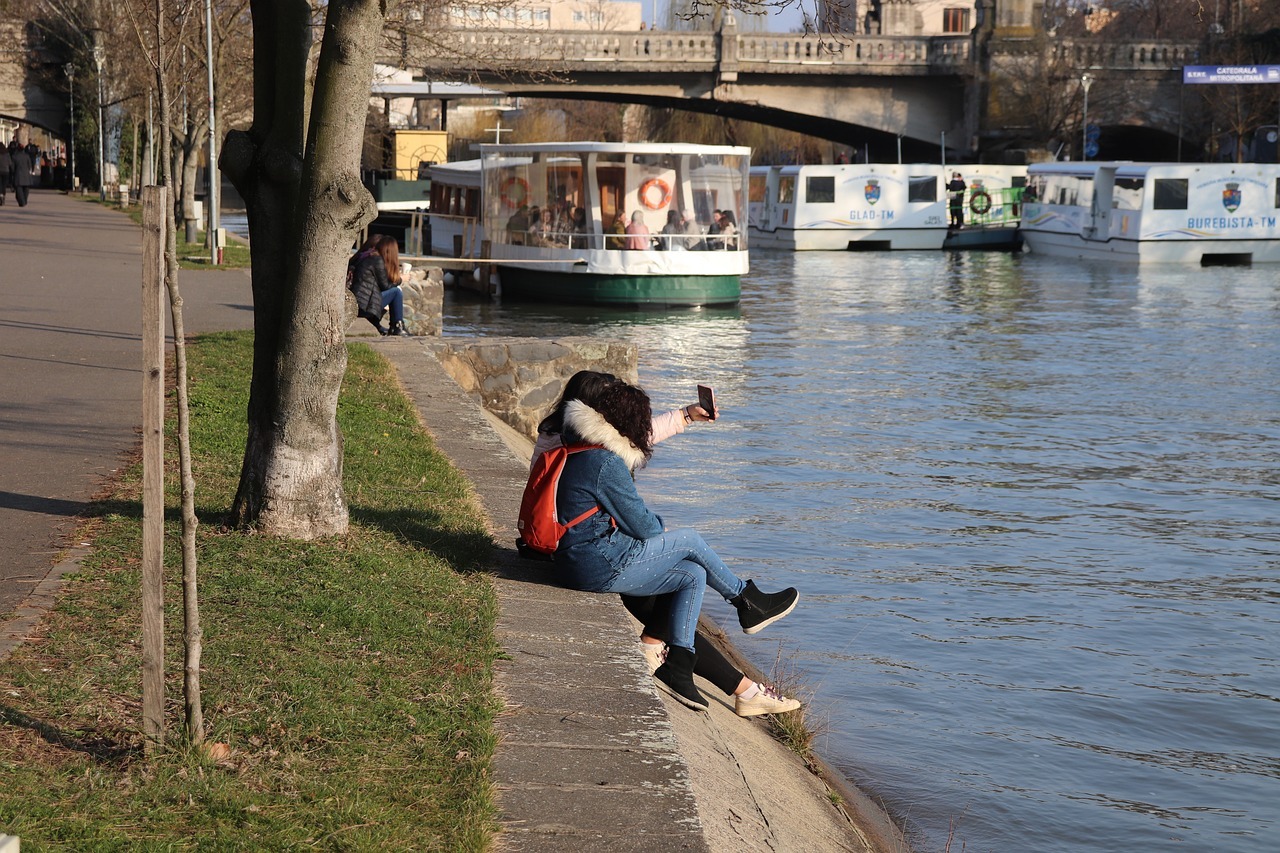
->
xmin=735 ymin=33 xmax=970 ymax=72
xmin=1051 ymin=39 xmax=1201 ymax=70
xmin=415 ymin=29 xmax=971 ymax=75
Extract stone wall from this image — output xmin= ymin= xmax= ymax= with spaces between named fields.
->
xmin=433 ymin=337 xmax=638 ymax=440
xmin=402 ymin=266 xmax=445 ymax=336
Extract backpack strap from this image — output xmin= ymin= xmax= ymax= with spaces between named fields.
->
xmin=562 ymin=443 xmax=605 ymax=530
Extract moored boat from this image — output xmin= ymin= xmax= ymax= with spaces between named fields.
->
xmin=747 ymin=163 xmax=1026 ymax=251
xmin=429 ymin=141 xmax=749 ymax=307
xmin=1019 ymin=161 xmax=1280 ymax=264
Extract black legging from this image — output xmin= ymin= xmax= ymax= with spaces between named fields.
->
xmin=622 ymin=593 xmax=743 ymax=695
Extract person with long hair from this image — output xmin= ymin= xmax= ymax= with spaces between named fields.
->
xmin=547 ymin=375 xmax=800 ymax=711
xmin=530 ymin=372 xmax=801 ymax=716
xmin=349 ymin=235 xmax=409 ymax=336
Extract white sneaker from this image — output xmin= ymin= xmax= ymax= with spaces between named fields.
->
xmin=640 ymin=641 xmax=667 ymax=673
xmin=735 ymin=683 xmax=801 ymax=717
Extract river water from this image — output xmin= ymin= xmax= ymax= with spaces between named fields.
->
xmin=442 ymin=250 xmax=1280 ymax=853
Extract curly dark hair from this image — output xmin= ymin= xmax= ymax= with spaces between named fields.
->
xmin=538 ymin=371 xmax=620 ymax=435
xmin=594 ymin=382 xmax=654 ymax=460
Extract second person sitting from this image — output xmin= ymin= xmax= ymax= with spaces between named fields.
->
xmin=552 ymin=378 xmax=800 ymax=711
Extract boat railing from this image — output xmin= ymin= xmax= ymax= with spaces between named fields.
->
xmin=427 ymin=213 xmax=480 ymax=258
xmin=962 ymin=186 xmax=1025 ymax=229
xmin=498 ymin=228 xmax=746 ymax=252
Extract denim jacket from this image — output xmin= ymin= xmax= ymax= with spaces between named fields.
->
xmin=554 ymin=401 xmax=664 ymax=589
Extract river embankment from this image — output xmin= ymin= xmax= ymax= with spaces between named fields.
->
xmin=374 ymin=335 xmax=909 ymax=852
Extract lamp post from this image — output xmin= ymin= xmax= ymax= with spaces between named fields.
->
xmin=92 ymin=43 xmax=105 ymax=201
xmin=63 ymin=63 xmax=75 ymax=191
xmin=205 ymin=0 xmax=219 ymax=264
xmin=1081 ymin=73 xmax=1095 ymax=161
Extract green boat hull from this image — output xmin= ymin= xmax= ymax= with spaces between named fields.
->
xmin=498 ymin=268 xmax=741 ymax=307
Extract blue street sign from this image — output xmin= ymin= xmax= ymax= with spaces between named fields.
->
xmin=1084 ymin=142 xmax=1100 ymax=158
xmin=1086 ymin=124 xmax=1101 ymax=142
xmin=1183 ymin=65 xmax=1280 ymax=84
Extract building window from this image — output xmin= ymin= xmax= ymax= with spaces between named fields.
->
xmin=942 ymin=8 xmax=970 ymax=33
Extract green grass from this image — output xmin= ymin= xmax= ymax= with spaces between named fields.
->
xmin=0 ymin=332 xmax=501 ymax=850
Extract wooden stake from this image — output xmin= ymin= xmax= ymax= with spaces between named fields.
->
xmin=141 ymin=185 xmax=167 ymax=751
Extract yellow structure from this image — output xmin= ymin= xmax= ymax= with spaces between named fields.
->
xmin=394 ymin=130 xmax=449 ymax=180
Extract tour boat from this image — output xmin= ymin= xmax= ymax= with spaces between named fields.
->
xmin=747 ymin=163 xmax=1026 ymax=251
xmin=427 ymin=141 xmax=750 ymax=307
xmin=1019 ymin=161 xmax=1280 ymax=264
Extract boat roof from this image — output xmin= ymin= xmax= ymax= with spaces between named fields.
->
xmin=1026 ymin=161 xmax=1278 ymax=178
xmin=478 ymin=141 xmax=750 ymax=157
xmin=429 ymin=159 xmax=483 ymax=174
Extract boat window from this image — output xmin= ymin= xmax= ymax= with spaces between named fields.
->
xmin=778 ymin=176 xmax=796 ymax=204
xmin=1152 ymin=178 xmax=1188 ymax=210
xmin=908 ymin=176 xmax=937 ymax=202
xmin=749 ymin=174 xmax=767 ymax=203
xmin=1040 ymin=174 xmax=1091 ymax=207
xmin=1275 ymin=178 xmax=1280 ymax=208
xmin=806 ymin=176 xmax=835 ymax=204
xmin=1113 ymin=177 xmax=1145 ymax=211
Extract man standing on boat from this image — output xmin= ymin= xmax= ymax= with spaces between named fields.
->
xmin=947 ymin=172 xmax=967 ymax=229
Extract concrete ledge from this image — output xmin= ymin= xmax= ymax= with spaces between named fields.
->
xmin=377 ymin=338 xmax=709 ymax=850
xmin=375 ymin=337 xmax=906 ymax=852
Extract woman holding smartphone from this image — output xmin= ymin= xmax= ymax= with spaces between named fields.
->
xmin=536 ymin=373 xmax=801 ymax=713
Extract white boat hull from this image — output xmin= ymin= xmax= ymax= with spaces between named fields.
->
xmin=749 ymin=225 xmax=946 ymax=251
xmin=1020 ymin=162 xmax=1280 ymax=265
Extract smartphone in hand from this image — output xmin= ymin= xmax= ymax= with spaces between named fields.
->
xmin=697 ymin=384 xmax=717 ymax=421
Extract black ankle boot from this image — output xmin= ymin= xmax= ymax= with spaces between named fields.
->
xmin=388 ymin=321 xmax=410 ymax=337
xmin=731 ymin=580 xmax=799 ymax=635
xmin=654 ymin=645 xmax=707 ymax=711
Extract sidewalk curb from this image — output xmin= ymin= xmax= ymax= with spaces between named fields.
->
xmin=0 ymin=543 xmax=90 ymax=666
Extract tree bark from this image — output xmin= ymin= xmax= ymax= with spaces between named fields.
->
xmin=223 ymin=0 xmax=380 ymax=538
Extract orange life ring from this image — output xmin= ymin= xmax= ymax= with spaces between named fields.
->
xmin=639 ymin=178 xmax=671 ymax=210
xmin=500 ymin=176 xmax=529 ymax=209
xmin=969 ymin=189 xmax=992 ymax=215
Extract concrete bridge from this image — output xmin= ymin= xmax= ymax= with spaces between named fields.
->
xmin=400 ymin=23 xmax=1199 ymax=158
xmin=404 ymin=26 xmax=975 ymax=153
xmin=3 ymin=13 xmax=1202 ymax=163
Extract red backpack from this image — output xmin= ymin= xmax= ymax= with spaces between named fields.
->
xmin=517 ymin=444 xmax=601 ymax=556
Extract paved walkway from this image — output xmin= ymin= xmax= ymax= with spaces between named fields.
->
xmin=0 ymin=191 xmax=906 ymax=851
xmin=0 ymin=189 xmax=255 ymax=624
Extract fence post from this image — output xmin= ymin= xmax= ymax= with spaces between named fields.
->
xmin=141 ymin=185 xmax=167 ymax=752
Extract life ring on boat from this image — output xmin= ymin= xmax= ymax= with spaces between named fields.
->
xmin=500 ymin=176 xmax=529 ymax=209
xmin=639 ymin=178 xmax=672 ymax=210
xmin=969 ymin=189 xmax=992 ymax=216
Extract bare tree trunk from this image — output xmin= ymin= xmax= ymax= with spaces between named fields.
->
xmin=153 ymin=0 xmax=204 ymax=744
xmin=222 ymin=0 xmax=380 ymax=538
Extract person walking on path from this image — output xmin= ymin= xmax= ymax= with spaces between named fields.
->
xmin=9 ymin=141 xmax=35 ymax=207
xmin=0 ymin=143 xmax=11 ymax=206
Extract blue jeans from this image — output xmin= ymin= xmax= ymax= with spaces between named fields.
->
xmin=585 ymin=528 xmax=746 ymax=652
xmin=380 ymin=286 xmax=403 ymax=325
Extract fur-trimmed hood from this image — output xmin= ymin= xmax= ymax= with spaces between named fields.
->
xmin=563 ymin=399 xmax=647 ymax=472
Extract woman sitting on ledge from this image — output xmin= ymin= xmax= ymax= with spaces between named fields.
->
xmin=531 ymin=371 xmax=802 ymax=716
xmin=547 ymin=375 xmax=801 ymax=712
